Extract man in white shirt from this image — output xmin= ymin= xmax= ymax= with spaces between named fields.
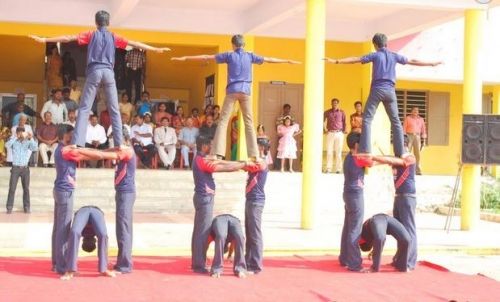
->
xmin=131 ymin=114 xmax=156 ymax=168
xmin=41 ymin=89 xmax=68 ymax=124
xmin=64 ymin=110 xmax=77 ymax=128
xmin=154 ymin=117 xmax=177 ymax=170
xmin=179 ymin=117 xmax=199 ymax=169
xmin=85 ymin=115 xmax=107 ymax=150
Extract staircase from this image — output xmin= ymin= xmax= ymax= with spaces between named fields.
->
xmin=0 ymin=167 xmax=247 ymax=214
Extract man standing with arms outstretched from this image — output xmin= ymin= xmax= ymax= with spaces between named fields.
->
xmin=30 ymin=10 xmax=170 ymax=149
xmin=172 ymin=35 xmax=300 ymax=160
xmin=324 ymin=33 xmax=440 ymax=158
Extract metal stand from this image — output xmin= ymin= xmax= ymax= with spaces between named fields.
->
xmin=444 ymin=163 xmax=463 ymax=233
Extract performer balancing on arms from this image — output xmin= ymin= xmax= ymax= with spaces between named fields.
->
xmin=61 ymin=206 xmax=115 ymax=280
xmin=359 ymin=214 xmax=411 ymax=273
xmin=190 ymin=135 xmax=262 ymax=274
xmin=30 ymin=10 xmax=170 ymax=149
xmin=52 ymin=124 xmax=132 ymax=274
xmin=208 ymin=214 xmax=248 ymax=278
xmin=172 ymin=35 xmax=300 ymax=160
xmin=324 ymin=33 xmax=441 ymax=157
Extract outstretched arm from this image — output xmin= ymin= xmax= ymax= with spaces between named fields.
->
xmin=62 ymin=146 xmax=121 ymax=162
xmin=323 ymin=57 xmax=362 ymax=64
xmin=372 ymin=154 xmax=416 ymax=167
xmin=210 ymin=160 xmax=246 ymax=172
xmin=263 ymin=57 xmax=301 ymax=64
xmin=29 ymin=35 xmax=77 ymax=43
xmin=407 ymin=59 xmax=442 ymax=67
xmin=127 ymin=40 xmax=170 ymax=53
xmin=171 ymin=55 xmax=216 ymax=61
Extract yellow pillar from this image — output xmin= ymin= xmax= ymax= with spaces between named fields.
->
xmin=301 ymin=0 xmax=325 ymax=229
xmin=461 ymin=9 xmax=486 ymax=231
xmin=492 ymin=86 xmax=500 ymax=178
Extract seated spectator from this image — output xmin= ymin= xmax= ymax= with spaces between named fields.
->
xmin=11 ymin=103 xmax=27 ymax=127
xmin=108 ymin=113 xmax=131 ymax=149
xmin=62 ymin=87 xmax=79 ymax=112
xmin=154 ymin=117 xmax=177 ymax=170
xmin=7 ymin=114 xmax=34 ymax=165
xmin=64 ymin=109 xmax=77 ymax=127
xmin=200 ymin=104 xmax=214 ymax=125
xmin=69 ymin=80 xmax=81 ymax=103
xmin=5 ymin=127 xmax=38 ymax=214
xmin=36 ymin=112 xmax=58 ymax=167
xmin=179 ymin=117 xmax=199 ymax=169
xmin=137 ymin=91 xmax=152 ymax=117
xmin=1 ymin=92 xmax=37 ymax=128
xmin=99 ymin=109 xmax=111 ymax=132
xmin=143 ymin=112 xmax=155 ymax=130
xmin=190 ymin=108 xmax=201 ymax=128
xmin=213 ymin=105 xmax=221 ymax=124
xmin=41 ymin=89 xmax=68 ymax=125
xmin=171 ymin=105 xmax=186 ymax=129
xmin=131 ymin=115 xmax=156 ymax=168
xmin=0 ymin=127 xmax=10 ymax=166
xmin=154 ymin=102 xmax=172 ymax=127
xmin=199 ymin=114 xmax=217 ymax=140
xmin=119 ymin=92 xmax=134 ymax=121
xmin=85 ymin=115 xmax=108 ymax=150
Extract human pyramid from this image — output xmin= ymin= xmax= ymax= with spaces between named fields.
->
xmin=28 ymin=10 xmax=441 ymax=279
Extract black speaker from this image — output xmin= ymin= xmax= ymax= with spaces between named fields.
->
xmin=462 ymin=114 xmax=500 ymax=165
xmin=486 ymin=115 xmax=500 ymax=164
xmin=462 ymin=114 xmax=486 ymax=164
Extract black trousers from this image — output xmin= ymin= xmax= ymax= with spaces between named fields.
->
xmin=133 ymin=143 xmax=156 ymax=167
xmin=6 ymin=166 xmax=30 ymax=211
xmin=126 ymin=68 xmax=143 ymax=104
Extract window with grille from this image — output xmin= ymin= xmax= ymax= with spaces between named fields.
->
xmin=396 ymin=90 xmax=428 ymax=125
xmin=396 ymin=90 xmax=450 ymax=146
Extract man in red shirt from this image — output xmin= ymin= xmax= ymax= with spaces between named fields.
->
xmin=403 ymin=107 xmax=426 ymax=175
xmin=30 ymin=10 xmax=170 ymax=150
xmin=323 ymin=98 xmax=346 ymax=173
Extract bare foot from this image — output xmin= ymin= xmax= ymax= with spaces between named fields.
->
xmin=360 ymin=268 xmax=375 ymax=273
xmin=289 ymin=169 xmax=294 ymax=173
xmin=210 ymin=272 xmax=221 ymax=278
xmin=60 ymin=272 xmax=74 ymax=280
xmin=237 ymin=271 xmax=247 ymax=279
xmin=280 ymin=169 xmax=285 ymax=173
xmin=102 ymin=270 xmax=117 ymax=278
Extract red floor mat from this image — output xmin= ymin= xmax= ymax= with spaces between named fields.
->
xmin=0 ymin=256 xmax=498 ymax=302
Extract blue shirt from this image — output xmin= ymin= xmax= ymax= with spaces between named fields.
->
xmin=137 ymin=102 xmax=152 ymax=117
xmin=77 ymin=28 xmax=128 ymax=74
xmin=5 ymin=137 xmax=37 ymax=166
xmin=115 ymin=153 xmax=137 ymax=193
xmin=361 ymin=48 xmax=408 ymax=89
xmin=179 ymin=127 xmax=199 ymax=145
xmin=54 ymin=143 xmax=77 ymax=192
xmin=343 ymin=153 xmax=365 ymax=194
xmin=192 ymin=153 xmax=216 ymax=196
xmin=393 ymin=163 xmax=416 ymax=194
xmin=215 ymin=48 xmax=264 ymax=95
xmin=245 ymin=169 xmax=268 ymax=202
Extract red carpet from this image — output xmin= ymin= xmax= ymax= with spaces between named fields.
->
xmin=0 ymin=256 xmax=499 ymax=302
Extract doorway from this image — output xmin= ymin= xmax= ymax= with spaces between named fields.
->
xmin=258 ymin=82 xmax=304 ymax=171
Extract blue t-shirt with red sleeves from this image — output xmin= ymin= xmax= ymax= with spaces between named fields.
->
xmin=343 ymin=153 xmax=365 ymax=194
xmin=54 ymin=143 xmax=77 ymax=192
xmin=393 ymin=163 xmax=416 ymax=194
xmin=192 ymin=153 xmax=216 ymax=196
xmin=114 ymin=153 xmax=136 ymax=193
xmin=245 ymin=169 xmax=268 ymax=203
xmin=215 ymin=48 xmax=264 ymax=95
xmin=360 ymin=47 xmax=408 ymax=89
xmin=77 ymin=27 xmax=128 ymax=74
